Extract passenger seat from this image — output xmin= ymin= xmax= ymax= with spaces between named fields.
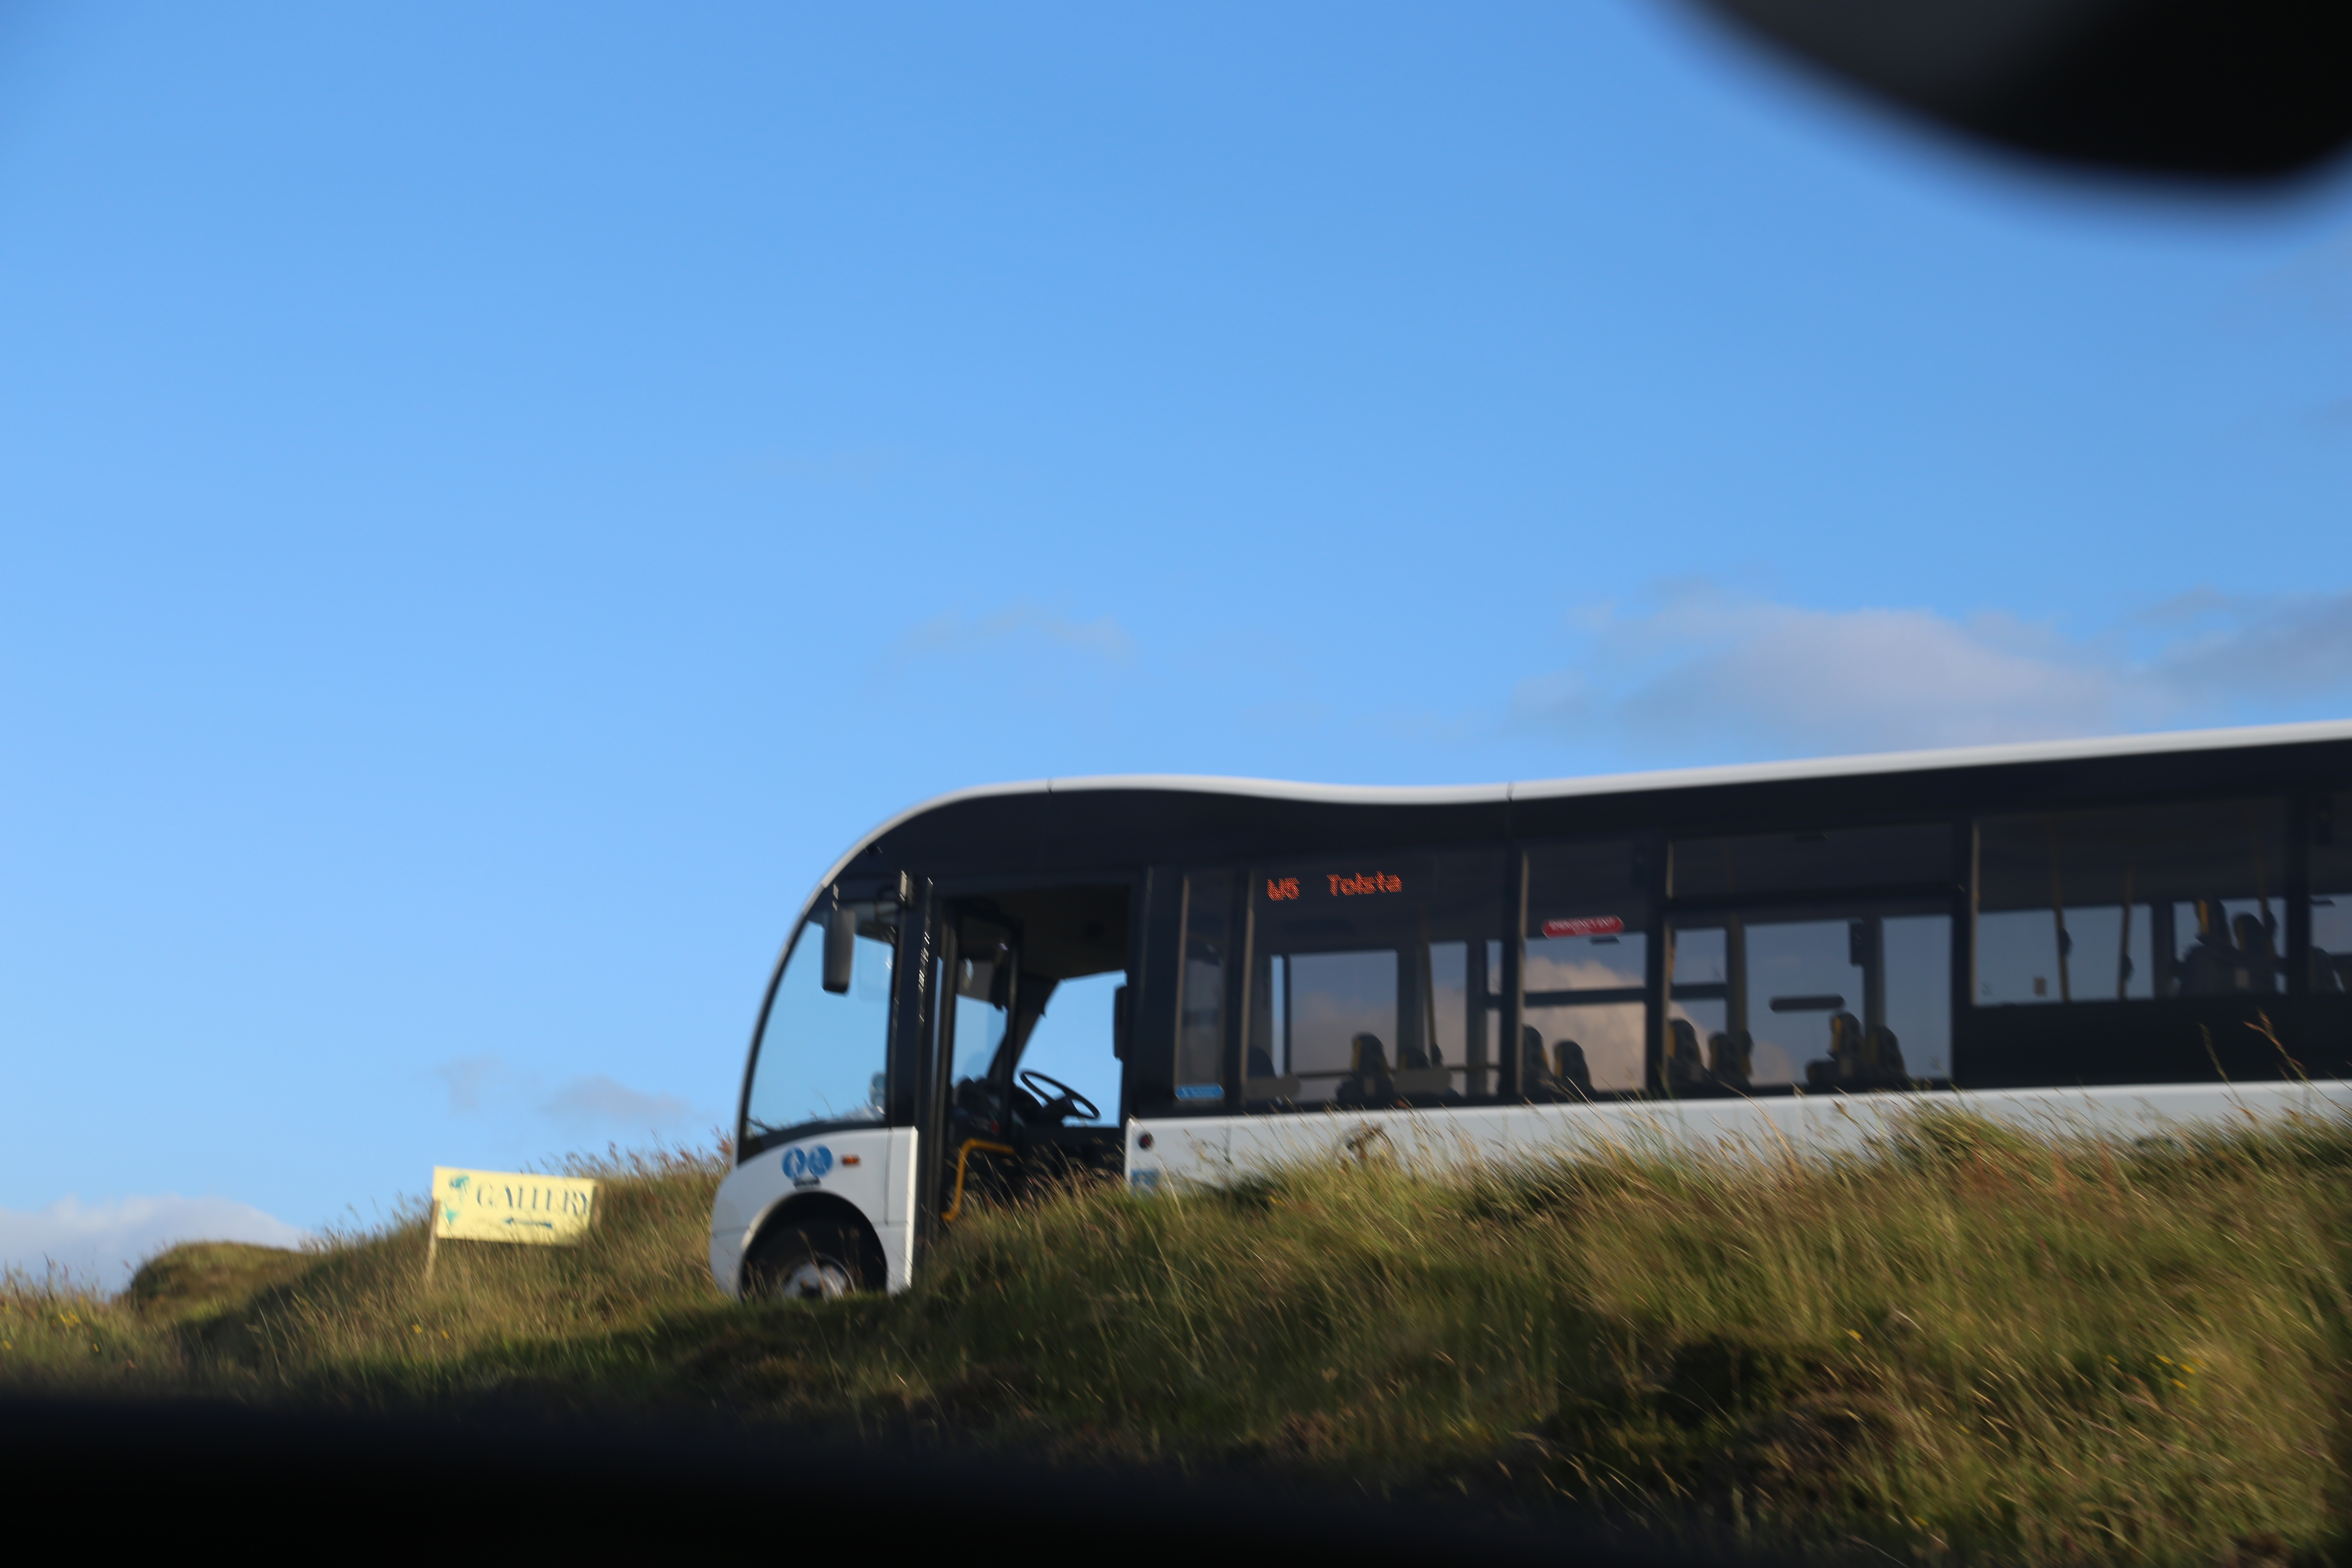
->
xmin=1552 ymin=1038 xmax=1592 ymax=1098
xmin=1666 ymin=1018 xmax=1709 ymax=1093
xmin=1865 ymin=1025 xmax=1907 ymax=1087
xmin=1390 ymin=1034 xmax=1452 ymax=1097
xmin=1521 ymin=1025 xmax=1561 ymax=1100
xmin=2233 ymin=912 xmax=2280 ymax=993
xmin=1334 ymin=1032 xmax=1395 ymax=1105
xmin=1707 ymin=1029 xmax=1752 ymax=1090
xmin=1244 ymin=1044 xmax=1302 ymax=1104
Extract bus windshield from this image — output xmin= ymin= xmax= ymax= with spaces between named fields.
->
xmin=743 ymin=905 xmax=894 ymax=1143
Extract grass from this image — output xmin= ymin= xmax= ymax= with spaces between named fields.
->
xmin=7 ymin=1116 xmax=2351 ymax=1564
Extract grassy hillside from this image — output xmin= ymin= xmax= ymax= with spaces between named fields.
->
xmin=6 ymin=1116 xmax=2349 ymax=1565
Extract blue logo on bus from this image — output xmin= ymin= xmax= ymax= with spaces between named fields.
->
xmin=781 ymin=1145 xmax=834 ymax=1180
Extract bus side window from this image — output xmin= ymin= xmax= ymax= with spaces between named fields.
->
xmin=2311 ymin=794 xmax=2352 ymax=993
xmin=743 ymin=903 xmax=895 ymax=1147
xmin=1524 ymin=837 xmax=1653 ymax=1096
xmin=1976 ymin=800 xmax=2288 ymax=1006
xmin=1159 ymin=870 xmax=1233 ymax=1112
xmin=1246 ymin=849 xmax=1507 ymax=1108
xmin=1672 ymin=912 xmax=1950 ymax=1088
xmin=1013 ymin=970 xmax=1124 ymax=1126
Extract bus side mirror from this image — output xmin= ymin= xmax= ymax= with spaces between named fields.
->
xmin=1112 ymin=984 xmax=1131 ymax=1060
xmin=823 ymin=904 xmax=857 ymax=994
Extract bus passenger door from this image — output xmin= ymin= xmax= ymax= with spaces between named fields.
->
xmin=917 ymin=889 xmax=1134 ymax=1253
xmin=927 ymin=907 xmax=1021 ymax=1237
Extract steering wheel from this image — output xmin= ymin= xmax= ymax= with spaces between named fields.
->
xmin=1017 ymin=1069 xmax=1099 ymax=1124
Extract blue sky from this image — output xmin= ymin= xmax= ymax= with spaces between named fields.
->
xmin=5 ymin=2 xmax=2351 ymax=1283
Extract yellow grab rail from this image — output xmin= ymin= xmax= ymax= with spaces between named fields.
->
xmin=940 ymin=1138 xmax=1016 ymax=1224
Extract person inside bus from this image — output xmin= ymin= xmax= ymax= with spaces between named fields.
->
xmin=1707 ymin=1029 xmax=1752 ymax=1090
xmin=1804 ymin=1017 xmax=1842 ymax=1090
xmin=1831 ymin=1012 xmax=1862 ymax=1085
xmin=1334 ymin=1032 xmax=1395 ymax=1106
xmin=1552 ymin=1037 xmax=1592 ymax=1098
xmin=2178 ymin=900 xmax=2250 ymax=995
xmin=1814 ymin=1014 xmax=1906 ymax=1090
xmin=1810 ymin=1011 xmax=1881 ymax=1090
xmin=1665 ymin=1018 xmax=1709 ymax=1094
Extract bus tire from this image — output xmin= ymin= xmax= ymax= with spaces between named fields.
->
xmin=740 ymin=1213 xmax=880 ymax=1301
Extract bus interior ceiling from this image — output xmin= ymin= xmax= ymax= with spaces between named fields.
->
xmin=977 ymin=884 xmax=1131 ymax=985
xmin=938 ymin=885 xmax=1130 ymax=1091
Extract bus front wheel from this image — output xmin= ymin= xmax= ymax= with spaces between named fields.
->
xmin=740 ymin=1216 xmax=876 ymax=1301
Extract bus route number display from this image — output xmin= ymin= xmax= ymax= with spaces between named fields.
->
xmin=1265 ymin=872 xmax=1405 ymax=901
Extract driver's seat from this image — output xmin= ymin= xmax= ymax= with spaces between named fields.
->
xmin=1006 ymin=1062 xmax=1118 ymax=1185
xmin=1015 ymin=1066 xmax=1098 ymax=1126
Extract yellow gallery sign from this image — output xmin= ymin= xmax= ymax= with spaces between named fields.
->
xmin=431 ymin=1167 xmax=597 ymax=1246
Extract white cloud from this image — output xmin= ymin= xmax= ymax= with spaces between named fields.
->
xmin=429 ymin=1051 xmax=704 ymax=1135
xmin=540 ymin=1073 xmax=695 ymax=1131
xmin=1515 ymin=583 xmax=2352 ymax=758
xmin=434 ymin=1053 xmax=499 ymax=1114
xmin=884 ymin=603 xmax=1134 ymax=667
xmin=0 ymin=1194 xmax=311 ymax=1294
xmin=2133 ymin=589 xmax=2352 ymax=704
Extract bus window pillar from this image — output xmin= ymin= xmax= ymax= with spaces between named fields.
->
xmin=1955 ymin=818 xmax=1978 ymax=1079
xmin=2148 ymin=901 xmax=2176 ymax=998
xmin=888 ymin=874 xmax=932 ymax=1131
xmin=913 ymin=899 xmax=955 ymax=1260
xmin=2288 ymin=793 xmax=2315 ymax=997
xmin=1502 ymin=851 xmax=1527 ymax=1098
xmin=1465 ymin=934 xmax=1490 ymax=1098
xmin=1221 ymin=874 xmax=1253 ymax=1113
xmin=1725 ymin=916 xmax=1748 ymax=1038
xmin=1397 ymin=928 xmax=1427 ymax=1074
xmin=1854 ymin=916 xmax=1886 ymax=1032
xmin=1643 ymin=901 xmax=1666 ymax=1095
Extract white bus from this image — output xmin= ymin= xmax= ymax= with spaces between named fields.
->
xmin=710 ymin=721 xmax=2352 ymax=1299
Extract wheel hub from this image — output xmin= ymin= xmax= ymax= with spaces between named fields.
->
xmin=776 ymin=1257 xmax=852 ymax=1300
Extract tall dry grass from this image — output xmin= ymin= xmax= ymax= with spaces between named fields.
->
xmin=5 ymin=1115 xmax=2348 ymax=1563
xmin=0 ymin=1142 xmax=730 ymax=1403
xmin=906 ymin=1112 xmax=2352 ymax=1561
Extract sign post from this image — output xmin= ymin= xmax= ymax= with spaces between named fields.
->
xmin=425 ymin=1168 xmax=599 ymax=1279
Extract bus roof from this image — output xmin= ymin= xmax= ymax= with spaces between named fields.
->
xmin=820 ymin=718 xmax=2352 ymax=894
xmin=893 ymin=717 xmax=2352 ymax=817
